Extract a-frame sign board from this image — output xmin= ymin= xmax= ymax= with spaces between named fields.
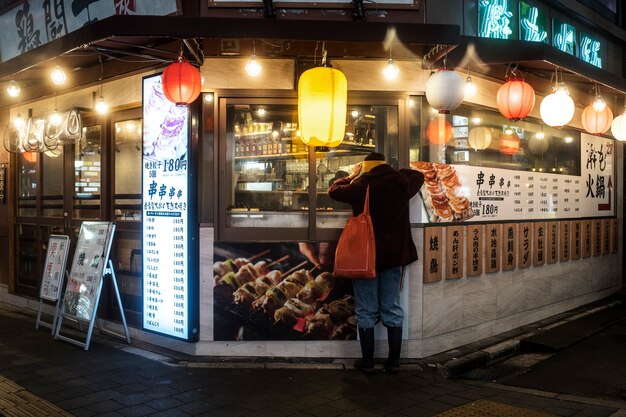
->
xmin=36 ymin=235 xmax=70 ymax=334
xmin=54 ymin=222 xmax=131 ymax=350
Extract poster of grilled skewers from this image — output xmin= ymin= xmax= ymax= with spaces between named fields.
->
xmin=213 ymin=242 xmax=357 ymax=341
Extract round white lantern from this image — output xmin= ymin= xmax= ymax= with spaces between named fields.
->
xmin=540 ymin=84 xmax=575 ymax=128
xmin=612 ymin=113 xmax=626 ymax=141
xmin=527 ymin=135 xmax=549 ymax=155
xmin=425 ymin=68 xmax=465 ymax=114
xmin=468 ymin=127 xmax=493 ymax=150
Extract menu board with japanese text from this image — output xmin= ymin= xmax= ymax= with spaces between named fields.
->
xmin=582 ymin=220 xmax=592 ymax=258
xmin=39 ymin=235 xmax=70 ymax=302
xmin=592 ymin=219 xmax=602 ymax=256
xmin=547 ymin=222 xmax=558 ymax=264
xmin=571 ymin=220 xmax=581 ymax=260
xmin=612 ymin=219 xmax=618 ymax=254
xmin=603 ymin=219 xmax=611 ymax=255
xmin=142 ymin=74 xmax=197 ymax=341
xmin=533 ymin=222 xmax=546 ymax=266
xmin=518 ymin=222 xmax=532 ymax=268
xmin=446 ymin=226 xmax=464 ymax=279
xmin=61 ymin=222 xmax=114 ymax=321
xmin=502 ymin=223 xmax=516 ymax=271
xmin=486 ymin=224 xmax=501 ymax=273
xmin=424 ymin=227 xmax=443 ymax=283
xmin=416 ymin=134 xmax=614 ymax=223
xmin=559 ymin=221 xmax=570 ymax=262
xmin=466 ymin=225 xmax=484 ymax=276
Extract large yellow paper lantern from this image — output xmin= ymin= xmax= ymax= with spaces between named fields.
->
xmin=612 ymin=112 xmax=626 ymax=141
xmin=581 ymin=104 xmax=613 ymax=135
xmin=540 ymin=83 xmax=575 ymax=128
xmin=468 ymin=127 xmax=493 ymax=150
xmin=298 ymin=66 xmax=347 ymax=150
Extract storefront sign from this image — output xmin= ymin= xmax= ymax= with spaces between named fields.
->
xmin=39 ymin=235 xmax=70 ymax=302
xmin=0 ymin=0 xmax=179 ymax=63
xmin=446 ymin=226 xmax=464 ymax=279
xmin=424 ymin=227 xmax=443 ymax=283
xmin=533 ymin=222 xmax=546 ymax=266
xmin=486 ymin=224 xmax=501 ymax=273
xmin=571 ymin=220 xmax=581 ymax=259
xmin=518 ymin=222 xmax=532 ymax=268
xmin=559 ymin=221 xmax=570 ymax=261
xmin=466 ymin=225 xmax=484 ymax=276
xmin=141 ymin=74 xmax=197 ymax=342
xmin=477 ymin=2 xmax=604 ymax=68
xmin=546 ymin=221 xmax=558 ymax=263
xmin=503 ymin=223 xmax=516 ymax=271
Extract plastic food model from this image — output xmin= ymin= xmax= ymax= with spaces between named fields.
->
xmin=411 ymin=161 xmax=473 ymax=222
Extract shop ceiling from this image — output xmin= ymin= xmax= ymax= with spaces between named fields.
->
xmin=0 ymin=15 xmax=623 ymax=112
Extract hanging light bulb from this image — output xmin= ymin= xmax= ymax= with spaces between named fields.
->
xmin=383 ymin=58 xmax=399 ymax=80
xmin=51 ymin=64 xmax=67 ymax=85
xmin=465 ymin=75 xmax=477 ymax=98
xmin=245 ymin=41 xmax=262 ymax=77
xmin=95 ymin=96 xmax=108 ymax=114
xmin=592 ymin=87 xmax=606 ymax=112
xmin=13 ymin=112 xmax=25 ymax=128
xmin=7 ymin=80 xmax=21 ymax=97
xmin=50 ymin=110 xmax=62 ymax=125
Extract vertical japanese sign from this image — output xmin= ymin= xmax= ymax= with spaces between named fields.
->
xmin=478 ymin=0 xmax=514 ymax=39
xmin=571 ymin=220 xmax=581 ymax=260
xmin=582 ymin=220 xmax=592 ymax=257
xmin=602 ymin=219 xmax=611 ymax=255
xmin=503 ymin=223 xmax=516 ymax=271
xmin=533 ymin=222 xmax=546 ymax=266
xmin=592 ymin=219 xmax=602 ymax=256
xmin=486 ymin=224 xmax=501 ymax=273
xmin=611 ymin=219 xmax=618 ymax=254
xmin=62 ymin=222 xmax=114 ymax=321
xmin=39 ymin=235 xmax=70 ymax=301
xmin=446 ymin=226 xmax=464 ymax=279
xmin=142 ymin=74 xmax=197 ymax=341
xmin=466 ymin=225 xmax=484 ymax=277
xmin=518 ymin=222 xmax=532 ymax=268
xmin=547 ymin=222 xmax=558 ymax=264
xmin=424 ymin=227 xmax=443 ymax=283
xmin=559 ymin=221 xmax=570 ymax=262
xmin=582 ymin=134 xmax=614 ymax=216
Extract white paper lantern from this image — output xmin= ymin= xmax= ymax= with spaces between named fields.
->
xmin=612 ymin=113 xmax=626 ymax=141
xmin=425 ymin=68 xmax=465 ymax=114
xmin=540 ymin=84 xmax=575 ymax=128
xmin=468 ymin=127 xmax=493 ymax=150
xmin=527 ymin=135 xmax=549 ymax=155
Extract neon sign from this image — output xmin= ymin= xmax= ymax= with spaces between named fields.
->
xmin=553 ymin=20 xmax=577 ymax=56
xmin=478 ymin=0 xmax=514 ymax=40
xmin=519 ymin=2 xmax=547 ymax=43
xmin=580 ymin=33 xmax=602 ymax=68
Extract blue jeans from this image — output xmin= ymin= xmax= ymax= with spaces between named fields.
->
xmin=352 ymin=266 xmax=404 ymax=329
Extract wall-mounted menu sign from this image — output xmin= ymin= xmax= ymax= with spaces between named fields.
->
xmin=446 ymin=226 xmax=464 ymax=279
xmin=518 ymin=222 xmax=532 ymax=268
xmin=142 ymin=74 xmax=198 ymax=342
xmin=466 ymin=224 xmax=483 ymax=277
xmin=560 ymin=221 xmax=570 ymax=262
xmin=503 ymin=223 xmax=516 ymax=271
xmin=417 ymin=134 xmax=614 ymax=223
xmin=486 ymin=224 xmax=501 ymax=273
xmin=424 ymin=227 xmax=443 ymax=283
xmin=533 ymin=222 xmax=546 ymax=266
xmin=547 ymin=222 xmax=558 ymax=264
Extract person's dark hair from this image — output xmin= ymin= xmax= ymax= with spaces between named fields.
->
xmin=364 ymin=152 xmax=385 ymax=161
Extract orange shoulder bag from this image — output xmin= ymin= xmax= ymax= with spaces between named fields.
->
xmin=333 ymin=186 xmax=376 ymax=279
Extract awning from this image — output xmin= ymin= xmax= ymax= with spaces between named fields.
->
xmin=0 ymin=15 xmax=460 ymax=110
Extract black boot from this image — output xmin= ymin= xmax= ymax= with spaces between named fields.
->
xmin=384 ymin=326 xmax=402 ymax=373
xmin=355 ymin=327 xmax=375 ymax=372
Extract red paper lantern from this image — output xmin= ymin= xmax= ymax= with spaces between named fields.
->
xmin=581 ymin=104 xmax=613 ymax=135
xmin=426 ymin=119 xmax=453 ymax=145
xmin=161 ymin=57 xmax=202 ymax=106
xmin=499 ymin=130 xmax=520 ymax=155
xmin=496 ymin=76 xmax=535 ymax=121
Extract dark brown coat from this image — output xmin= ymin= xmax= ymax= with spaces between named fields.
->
xmin=328 ymin=164 xmax=424 ymax=269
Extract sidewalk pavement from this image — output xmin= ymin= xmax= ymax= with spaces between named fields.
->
xmin=0 ymin=296 xmax=625 ymax=417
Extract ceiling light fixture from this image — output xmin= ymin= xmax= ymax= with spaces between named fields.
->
xmin=464 ymin=67 xmax=477 ymax=99
xmin=95 ymin=55 xmax=108 ymax=115
xmin=382 ymin=46 xmax=399 ymax=81
xmin=51 ymin=59 xmax=67 ymax=85
xmin=592 ymin=84 xmax=606 ymax=112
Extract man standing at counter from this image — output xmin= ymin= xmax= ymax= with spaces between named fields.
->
xmin=328 ymin=152 xmax=424 ymax=373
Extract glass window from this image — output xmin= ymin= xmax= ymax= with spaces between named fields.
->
xmin=75 ymin=124 xmax=102 ymax=219
xmin=42 ymin=147 xmax=64 ymax=217
xmin=17 ymin=153 xmax=37 ymax=217
xmin=114 ymin=118 xmax=142 ymax=222
xmin=316 ymin=105 xmax=399 ymax=229
xmin=225 ymin=103 xmax=308 ymax=229
xmin=200 ymin=93 xmax=215 ymax=224
xmin=415 ymin=103 xmax=581 ymax=176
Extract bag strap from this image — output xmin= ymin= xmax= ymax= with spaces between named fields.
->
xmin=363 ymin=185 xmax=370 ymax=215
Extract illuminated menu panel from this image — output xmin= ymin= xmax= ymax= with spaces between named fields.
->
xmin=142 ymin=74 xmax=190 ymax=340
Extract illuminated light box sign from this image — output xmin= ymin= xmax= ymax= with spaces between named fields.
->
xmin=478 ymin=1 xmax=604 ymax=68
xmin=141 ymin=74 xmax=198 ymax=342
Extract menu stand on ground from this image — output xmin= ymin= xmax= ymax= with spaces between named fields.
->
xmin=54 ymin=222 xmax=131 ymax=351
xmin=36 ymin=235 xmax=70 ymax=334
